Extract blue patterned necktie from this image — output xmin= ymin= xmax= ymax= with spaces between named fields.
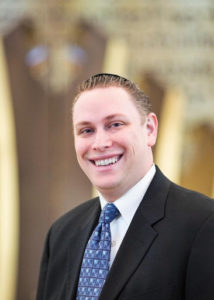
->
xmin=76 ymin=203 xmax=119 ymax=300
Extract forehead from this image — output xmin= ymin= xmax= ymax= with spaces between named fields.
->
xmin=73 ymin=86 xmax=141 ymax=123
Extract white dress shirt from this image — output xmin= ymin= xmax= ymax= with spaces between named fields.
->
xmin=99 ymin=164 xmax=156 ymax=267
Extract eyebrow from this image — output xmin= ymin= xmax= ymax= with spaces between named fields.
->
xmin=74 ymin=121 xmax=92 ymax=130
xmin=105 ymin=114 xmax=126 ymax=121
xmin=75 ymin=114 xmax=127 ymax=128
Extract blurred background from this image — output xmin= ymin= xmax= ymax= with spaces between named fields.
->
xmin=0 ymin=0 xmax=213 ymax=299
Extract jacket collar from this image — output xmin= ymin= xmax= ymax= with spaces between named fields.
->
xmin=66 ymin=166 xmax=171 ymax=300
xmin=100 ymin=167 xmax=170 ymax=300
xmin=66 ymin=199 xmax=100 ymax=300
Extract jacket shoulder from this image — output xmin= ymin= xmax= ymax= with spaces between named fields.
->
xmin=155 ymin=166 xmax=214 ymax=219
xmin=169 ymin=181 xmax=214 ymax=210
xmin=50 ymin=197 xmax=100 ymax=234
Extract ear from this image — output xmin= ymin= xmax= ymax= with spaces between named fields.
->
xmin=146 ymin=113 xmax=158 ymax=147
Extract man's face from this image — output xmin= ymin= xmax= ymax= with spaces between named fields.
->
xmin=73 ymin=86 xmax=157 ymax=201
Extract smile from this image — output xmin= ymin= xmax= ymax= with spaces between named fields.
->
xmin=91 ymin=155 xmax=122 ymax=167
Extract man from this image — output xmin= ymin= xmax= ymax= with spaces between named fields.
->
xmin=37 ymin=73 xmax=214 ymax=300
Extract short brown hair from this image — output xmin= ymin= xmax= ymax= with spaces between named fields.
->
xmin=73 ymin=73 xmax=151 ymax=118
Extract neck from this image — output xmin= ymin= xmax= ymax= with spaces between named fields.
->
xmin=98 ymin=189 xmax=123 ymax=203
xmin=97 ymin=162 xmax=154 ymax=202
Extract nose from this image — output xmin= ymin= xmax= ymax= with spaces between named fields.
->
xmin=92 ymin=129 xmax=112 ymax=151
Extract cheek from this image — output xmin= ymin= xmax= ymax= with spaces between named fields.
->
xmin=74 ymin=139 xmax=87 ymax=158
xmin=131 ymin=135 xmax=148 ymax=156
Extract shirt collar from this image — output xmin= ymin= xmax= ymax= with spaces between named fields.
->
xmin=99 ymin=164 xmax=156 ymax=225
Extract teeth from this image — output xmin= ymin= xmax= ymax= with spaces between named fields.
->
xmin=95 ymin=156 xmax=119 ymax=166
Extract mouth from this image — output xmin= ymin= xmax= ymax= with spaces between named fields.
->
xmin=90 ymin=155 xmax=122 ymax=167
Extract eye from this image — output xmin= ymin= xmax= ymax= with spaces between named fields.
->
xmin=79 ymin=128 xmax=94 ymax=135
xmin=110 ymin=122 xmax=123 ymax=128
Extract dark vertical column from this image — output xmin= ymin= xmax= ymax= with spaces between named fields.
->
xmin=4 ymin=19 xmax=107 ymax=300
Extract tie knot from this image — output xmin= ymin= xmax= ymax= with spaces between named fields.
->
xmin=99 ymin=203 xmax=119 ymax=224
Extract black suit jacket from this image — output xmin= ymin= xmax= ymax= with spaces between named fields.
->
xmin=37 ymin=167 xmax=214 ymax=300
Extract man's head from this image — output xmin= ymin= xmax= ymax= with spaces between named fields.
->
xmin=72 ymin=73 xmax=158 ymax=201
xmin=73 ymin=73 xmax=151 ymax=122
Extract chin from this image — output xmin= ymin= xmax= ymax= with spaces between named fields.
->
xmin=94 ymin=181 xmax=119 ymax=193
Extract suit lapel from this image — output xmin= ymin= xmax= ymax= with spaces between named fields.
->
xmin=66 ymin=199 xmax=100 ymax=300
xmin=100 ymin=167 xmax=171 ymax=300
